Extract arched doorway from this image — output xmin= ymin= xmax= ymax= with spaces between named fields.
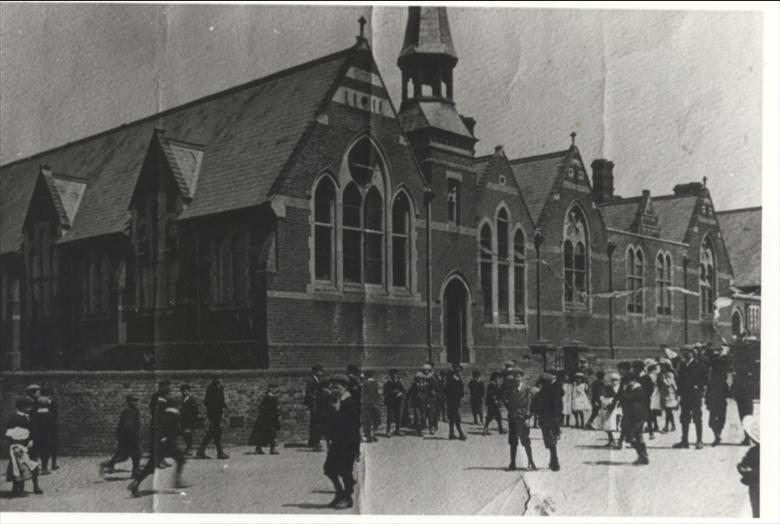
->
xmin=732 ymin=309 xmax=743 ymax=337
xmin=443 ymin=278 xmax=469 ymax=364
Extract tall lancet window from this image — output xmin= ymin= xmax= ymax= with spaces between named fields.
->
xmin=563 ymin=204 xmax=589 ymax=306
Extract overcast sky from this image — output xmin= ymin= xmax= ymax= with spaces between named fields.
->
xmin=0 ymin=4 xmax=763 ymax=211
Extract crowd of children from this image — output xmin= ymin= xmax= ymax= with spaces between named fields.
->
xmin=3 ymin=345 xmax=759 ymax=516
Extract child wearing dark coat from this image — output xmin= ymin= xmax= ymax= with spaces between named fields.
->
xmin=468 ymin=371 xmax=485 ymax=425
xmin=249 ymin=384 xmax=281 ymax=454
xmin=180 ymin=384 xmax=198 ymax=455
xmin=483 ymin=372 xmax=504 ymax=435
xmin=5 ymin=398 xmax=43 ymax=496
xmin=100 ymin=394 xmax=141 ymax=477
xmin=531 ymin=373 xmax=562 ymax=471
xmin=30 ymin=396 xmax=56 ymax=475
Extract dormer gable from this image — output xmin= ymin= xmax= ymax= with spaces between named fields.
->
xmin=630 ymin=190 xmax=660 ymax=237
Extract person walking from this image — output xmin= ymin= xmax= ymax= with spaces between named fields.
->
xmin=248 ymin=384 xmax=281 ymax=455
xmin=129 ymin=393 xmax=187 ymax=497
xmin=706 ymin=347 xmax=730 ymax=446
xmin=504 ymin=369 xmax=536 ymax=471
xmin=483 ymin=372 xmax=505 ymax=435
xmin=383 ymin=369 xmax=405 ymax=436
xmin=196 ymin=375 xmax=229 ymax=459
xmin=594 ymin=373 xmax=622 ymax=447
xmin=444 ymin=365 xmax=467 ymax=440
xmin=38 ymin=387 xmax=60 ymax=471
xmin=304 ymin=365 xmax=326 ymax=451
xmin=29 ymin=396 xmax=56 ymax=475
xmin=468 ymin=371 xmax=485 ymax=426
xmin=531 ymin=373 xmax=562 ymax=471
xmin=673 ymin=346 xmax=707 ymax=449
xmin=100 ymin=394 xmax=141 ymax=478
xmin=409 ymin=371 xmax=436 ymax=436
xmin=322 ymin=373 xmax=361 ymax=510
xmin=621 ymin=372 xmax=650 ymax=465
xmin=179 ymin=384 xmax=198 ymax=455
xmin=737 ymin=415 xmax=760 ymax=518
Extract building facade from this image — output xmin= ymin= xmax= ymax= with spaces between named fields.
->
xmin=1 ymin=7 xmax=741 ymax=372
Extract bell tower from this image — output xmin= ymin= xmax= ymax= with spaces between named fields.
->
xmin=397 ymin=7 xmax=476 ymax=179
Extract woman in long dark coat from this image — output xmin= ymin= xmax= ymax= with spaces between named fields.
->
xmin=249 ymin=384 xmax=280 ymax=454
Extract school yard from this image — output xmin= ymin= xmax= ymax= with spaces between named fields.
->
xmin=0 ymin=399 xmax=755 ymax=517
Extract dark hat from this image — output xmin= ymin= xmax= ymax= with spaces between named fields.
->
xmin=346 ymin=364 xmax=359 ymax=375
xmin=158 ymin=379 xmax=172 ymax=389
xmin=626 ymin=372 xmax=640 ymax=382
xmin=331 ymin=373 xmax=350 ymax=386
xmin=126 ymin=394 xmax=139 ymax=402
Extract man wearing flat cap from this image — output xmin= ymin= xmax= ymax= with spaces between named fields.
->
xmin=673 ymin=345 xmax=707 ymax=449
xmin=444 ymin=365 xmax=467 ymax=440
xmin=504 ymin=369 xmax=536 ymax=471
xmin=322 ymin=373 xmax=360 ymax=510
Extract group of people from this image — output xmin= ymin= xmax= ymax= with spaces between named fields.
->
xmin=3 ymin=384 xmax=59 ymax=496
xmin=3 ymin=345 xmax=760 ymax=515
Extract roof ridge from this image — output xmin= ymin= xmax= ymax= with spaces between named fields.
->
xmin=717 ymin=206 xmax=762 ymax=214
xmin=509 ymin=149 xmax=569 ymax=164
xmin=0 ymin=44 xmax=356 ymax=171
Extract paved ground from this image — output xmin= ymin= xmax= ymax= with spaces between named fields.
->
xmin=0 ymin=399 xmax=756 ymax=517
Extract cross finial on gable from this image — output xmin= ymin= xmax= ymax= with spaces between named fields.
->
xmin=702 ymin=175 xmax=707 ymax=187
xmin=358 ymin=15 xmax=367 ymax=39
xmin=570 ymin=131 xmax=577 ymax=146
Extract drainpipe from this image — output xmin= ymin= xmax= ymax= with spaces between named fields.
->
xmin=607 ymin=241 xmax=616 ymax=359
xmin=425 ymin=190 xmax=435 ymax=363
xmin=533 ymin=228 xmax=545 ymax=341
xmin=682 ymin=256 xmax=689 ymax=344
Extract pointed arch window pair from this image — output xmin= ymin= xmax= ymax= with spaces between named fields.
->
xmin=563 ymin=205 xmax=589 ymax=306
xmin=313 ymin=138 xmax=413 ymax=290
xmin=479 ymin=207 xmax=526 ymax=325
xmin=626 ymin=246 xmax=645 ymax=314
xmin=655 ymin=252 xmax=673 ymax=316
xmin=82 ymin=253 xmax=111 ymax=315
xmin=27 ymin=222 xmax=58 ymax=320
xmin=699 ymin=237 xmax=715 ymax=317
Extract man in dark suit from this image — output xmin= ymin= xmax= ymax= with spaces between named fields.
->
xmin=383 ymin=369 xmax=405 ymax=436
xmin=322 ymin=373 xmax=361 ymax=510
xmin=304 ymin=365 xmax=325 ymax=451
xmin=444 ymin=365 xmax=467 ymax=440
xmin=532 ymin=373 xmax=562 ymax=471
xmin=100 ymin=394 xmax=141 ymax=477
xmin=705 ymin=347 xmax=730 ymax=446
xmin=673 ymin=346 xmax=707 ymax=449
xmin=196 ymin=375 xmax=229 ymax=459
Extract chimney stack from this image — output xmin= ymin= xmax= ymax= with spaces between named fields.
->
xmin=591 ymin=159 xmax=615 ymax=203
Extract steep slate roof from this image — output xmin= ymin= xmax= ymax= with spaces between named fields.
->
xmin=509 ymin=150 xmax=568 ymax=223
xmin=717 ymin=207 xmax=761 ymax=288
xmin=398 ymin=6 xmax=458 ymax=62
xmin=398 ymin=100 xmax=472 ymax=137
xmin=599 ymin=193 xmax=698 ymax=243
xmin=0 ymin=45 xmax=353 ymax=249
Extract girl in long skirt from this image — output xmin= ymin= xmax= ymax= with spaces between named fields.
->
xmin=571 ymin=374 xmax=591 ymax=428
xmin=249 ymin=384 xmax=281 ymax=454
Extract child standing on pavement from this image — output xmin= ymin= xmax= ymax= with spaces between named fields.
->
xmin=468 ymin=371 xmax=485 ymax=426
xmin=483 ymin=372 xmax=504 ymax=435
xmin=5 ymin=397 xmax=43 ymax=496
xmin=180 ymin=384 xmax=198 ymax=455
xmin=248 ymin=384 xmax=281 ymax=455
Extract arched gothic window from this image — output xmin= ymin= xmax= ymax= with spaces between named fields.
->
xmin=563 ymin=205 xmax=589 ymax=306
xmin=342 ymin=182 xmax=363 ymax=284
xmin=656 ymin=252 xmax=672 ymax=316
xmin=392 ymin=193 xmax=411 ymax=289
xmin=479 ymin=223 xmax=493 ymax=322
xmin=363 ymin=187 xmax=384 ymax=285
xmin=313 ymin=176 xmax=336 ymax=283
xmin=496 ymin=209 xmax=510 ymax=323
xmin=626 ymin=247 xmax=645 ymax=314
xmin=699 ymin=237 xmax=715 ymax=317
xmin=514 ymin=229 xmax=526 ymax=324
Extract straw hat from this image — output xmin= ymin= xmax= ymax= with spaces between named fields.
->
xmin=742 ymin=415 xmax=759 ymax=444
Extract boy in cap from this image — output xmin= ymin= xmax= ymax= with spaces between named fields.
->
xmin=383 ymin=369 xmax=405 ymax=436
xmin=483 ymin=372 xmax=505 ymax=435
xmin=468 ymin=370 xmax=485 ymax=426
xmin=179 ymin=384 xmax=198 ymax=455
xmin=4 ymin=397 xmax=43 ymax=496
xmin=444 ymin=365 xmax=467 ymax=440
xmin=673 ymin=345 xmax=707 ymax=449
xmin=322 ymin=373 xmax=360 ymax=510
xmin=129 ymin=392 xmax=187 ymax=497
xmin=409 ymin=371 xmax=435 ymax=436
xmin=531 ymin=373 xmax=562 ymax=471
xmin=100 ymin=394 xmax=141 ymax=477
xmin=621 ymin=372 xmax=650 ymax=465
xmin=504 ymin=369 xmax=536 ymax=471
xmin=361 ymin=370 xmax=381 ymax=443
